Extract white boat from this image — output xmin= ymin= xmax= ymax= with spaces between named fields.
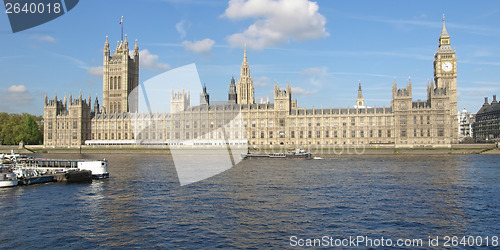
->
xmin=18 ymin=158 xmax=109 ymax=179
xmin=242 ymin=148 xmax=312 ymax=159
xmin=0 ymin=167 xmax=18 ymax=187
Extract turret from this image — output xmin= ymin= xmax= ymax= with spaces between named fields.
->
xmin=228 ymin=76 xmax=237 ymax=104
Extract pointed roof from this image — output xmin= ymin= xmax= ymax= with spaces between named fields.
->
xmin=440 ymin=14 xmax=449 ymax=38
xmin=243 ymin=44 xmax=247 ymax=62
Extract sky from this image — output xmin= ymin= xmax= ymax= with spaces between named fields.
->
xmin=0 ymin=0 xmax=499 ymax=115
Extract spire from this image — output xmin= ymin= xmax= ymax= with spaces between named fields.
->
xmin=134 ymin=39 xmax=138 ymax=51
xmin=44 ymin=92 xmax=47 ymax=105
xmin=124 ymin=34 xmax=129 ymax=50
xmin=357 ymin=81 xmax=363 ymax=98
xmin=440 ymin=14 xmax=449 ymax=38
xmin=243 ymin=44 xmax=247 ymax=62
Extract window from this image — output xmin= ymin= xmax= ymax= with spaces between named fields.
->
xmin=401 ymin=116 xmax=407 ymax=125
xmin=351 ymin=130 xmax=355 ymax=138
xmin=279 ymin=119 xmax=285 ymax=127
xmin=351 ymin=118 xmax=355 ymax=126
xmin=414 ymin=129 xmax=417 ymax=137
xmin=316 ymin=131 xmax=320 ymax=138
xmin=401 ymin=130 xmax=407 ymax=137
xmin=413 ymin=116 xmax=417 ymax=125
xmin=387 ymin=130 xmax=391 ymax=137
xmin=308 ymin=131 xmax=312 ymax=138
xmin=325 ymin=130 xmax=329 ymax=138
xmin=260 ymin=131 xmax=264 ymax=138
xmin=291 ymin=131 xmax=295 ymax=138
xmin=334 ymin=130 xmax=338 ymax=138
xmin=360 ymin=130 xmax=364 ymax=138
xmin=378 ymin=130 xmax=382 ymax=138
xmin=438 ymin=129 xmax=444 ymax=137
xmin=437 ymin=115 xmax=444 ymax=125
xmin=369 ymin=130 xmax=373 ymax=138
xmin=269 ymin=131 xmax=273 ymax=138
xmin=300 ymin=131 xmax=304 ymax=138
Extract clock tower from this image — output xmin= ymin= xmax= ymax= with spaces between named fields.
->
xmin=432 ymin=14 xmax=458 ymax=143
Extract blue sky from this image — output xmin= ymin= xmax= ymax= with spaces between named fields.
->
xmin=1 ymin=0 xmax=499 ymax=115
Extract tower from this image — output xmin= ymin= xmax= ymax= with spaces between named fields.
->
xmin=102 ymin=34 xmax=139 ymax=114
xmin=228 ymin=76 xmax=237 ymax=104
xmin=200 ymin=84 xmax=210 ymax=106
xmin=170 ymin=89 xmax=190 ymax=113
xmin=355 ymin=81 xmax=365 ymax=108
xmin=432 ymin=14 xmax=458 ymax=143
xmin=236 ymin=45 xmax=255 ymax=105
xmin=274 ymin=82 xmax=292 ymax=112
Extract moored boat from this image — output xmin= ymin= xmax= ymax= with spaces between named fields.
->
xmin=241 ymin=148 xmax=312 ymax=159
xmin=0 ymin=166 xmax=18 ymax=187
xmin=17 ymin=158 xmax=109 ymax=179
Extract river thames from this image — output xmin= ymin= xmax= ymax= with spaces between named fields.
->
xmin=1 ymin=153 xmax=499 ymax=248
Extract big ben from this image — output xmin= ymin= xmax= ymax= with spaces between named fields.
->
xmin=433 ymin=14 xmax=458 ymax=143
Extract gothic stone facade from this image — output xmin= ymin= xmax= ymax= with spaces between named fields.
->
xmin=44 ymin=18 xmax=459 ymax=148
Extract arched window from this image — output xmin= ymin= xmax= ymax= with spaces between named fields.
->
xmin=114 ymin=77 xmax=117 ymax=90
xmin=118 ymin=76 xmax=121 ymax=89
xmin=118 ymin=103 xmax=121 ymax=113
xmin=110 ymin=77 xmax=113 ymax=89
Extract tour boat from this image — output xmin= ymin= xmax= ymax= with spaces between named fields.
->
xmin=241 ymin=148 xmax=312 ymax=159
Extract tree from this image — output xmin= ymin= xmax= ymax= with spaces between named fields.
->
xmin=0 ymin=112 xmax=43 ymax=145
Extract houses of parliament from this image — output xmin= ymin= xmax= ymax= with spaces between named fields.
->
xmin=43 ymin=17 xmax=459 ymax=148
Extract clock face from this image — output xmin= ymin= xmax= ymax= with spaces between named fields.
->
xmin=441 ymin=62 xmax=453 ymax=72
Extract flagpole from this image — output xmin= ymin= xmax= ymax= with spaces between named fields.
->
xmin=121 ymin=16 xmax=124 ymax=42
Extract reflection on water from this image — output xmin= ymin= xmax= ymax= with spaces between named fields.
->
xmin=0 ymin=154 xmax=499 ymax=248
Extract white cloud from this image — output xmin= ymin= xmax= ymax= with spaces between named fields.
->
xmin=291 ymin=86 xmax=314 ymax=95
xmin=87 ymin=66 xmax=103 ymax=77
xmin=7 ymin=85 xmax=27 ymax=93
xmin=176 ymin=20 xmax=191 ymax=39
xmin=0 ymin=85 xmax=34 ymax=111
xmin=139 ymin=49 xmax=170 ymax=71
xmin=182 ymin=39 xmax=215 ymax=54
xmin=31 ymin=35 xmax=56 ymax=43
xmin=302 ymin=67 xmax=327 ymax=76
xmin=253 ymin=76 xmax=270 ymax=87
xmin=223 ymin=0 xmax=329 ymax=49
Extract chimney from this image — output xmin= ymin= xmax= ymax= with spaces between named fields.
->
xmin=485 ymin=97 xmax=488 ymax=104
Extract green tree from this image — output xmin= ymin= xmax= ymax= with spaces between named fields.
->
xmin=0 ymin=112 xmax=43 ymax=145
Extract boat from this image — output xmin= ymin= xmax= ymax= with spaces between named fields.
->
xmin=241 ymin=148 xmax=312 ymax=159
xmin=53 ymin=169 xmax=93 ymax=183
xmin=17 ymin=158 xmax=109 ymax=179
xmin=0 ymin=166 xmax=18 ymax=187
xmin=12 ymin=167 xmax=55 ymax=185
